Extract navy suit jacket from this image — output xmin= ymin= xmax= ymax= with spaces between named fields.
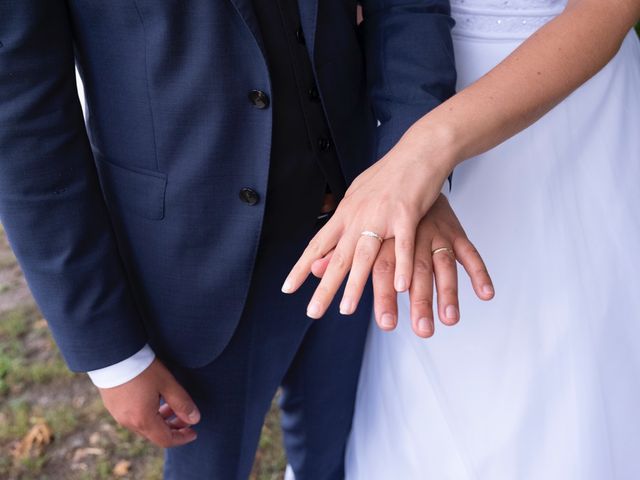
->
xmin=0 ymin=0 xmax=455 ymax=371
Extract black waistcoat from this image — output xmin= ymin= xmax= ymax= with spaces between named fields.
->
xmin=251 ymin=0 xmax=346 ymax=229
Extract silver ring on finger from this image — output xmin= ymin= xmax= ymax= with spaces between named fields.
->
xmin=360 ymin=230 xmax=384 ymax=244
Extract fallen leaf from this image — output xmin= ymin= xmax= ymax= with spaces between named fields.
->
xmin=11 ymin=420 xmax=53 ymax=460
xmin=72 ymin=447 xmax=105 ymax=462
xmin=113 ymin=459 xmax=132 ymax=477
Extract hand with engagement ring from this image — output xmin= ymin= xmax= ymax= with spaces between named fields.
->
xmin=284 ymin=194 xmax=495 ymax=337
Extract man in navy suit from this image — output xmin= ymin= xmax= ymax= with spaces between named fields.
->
xmin=0 ymin=0 xmax=456 ymax=478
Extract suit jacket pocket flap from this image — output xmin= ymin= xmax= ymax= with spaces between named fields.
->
xmin=95 ymin=157 xmax=167 ymax=220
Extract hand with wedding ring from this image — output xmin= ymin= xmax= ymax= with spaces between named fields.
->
xmin=282 ymin=128 xmax=455 ymax=316
xmin=284 ymin=194 xmax=495 ymax=336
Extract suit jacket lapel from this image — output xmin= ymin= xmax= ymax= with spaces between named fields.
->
xmin=297 ymin=0 xmax=319 ymax=62
xmin=228 ymin=0 xmax=266 ymax=55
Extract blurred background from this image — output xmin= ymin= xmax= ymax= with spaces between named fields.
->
xmin=0 ymin=223 xmax=285 ymax=479
xmin=0 ymin=22 xmax=638 ymax=480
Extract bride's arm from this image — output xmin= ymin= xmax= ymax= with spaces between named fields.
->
xmin=412 ymin=0 xmax=640 ymax=166
xmin=283 ymin=0 xmax=640 ymax=320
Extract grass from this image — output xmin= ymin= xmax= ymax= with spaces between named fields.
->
xmin=0 ymin=226 xmax=286 ymax=479
xmin=0 ymin=307 xmax=31 ymax=339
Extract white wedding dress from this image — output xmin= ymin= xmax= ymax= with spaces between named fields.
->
xmin=346 ymin=1 xmax=640 ymax=479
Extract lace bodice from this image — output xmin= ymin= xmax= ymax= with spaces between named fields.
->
xmin=450 ymin=0 xmax=567 ymax=39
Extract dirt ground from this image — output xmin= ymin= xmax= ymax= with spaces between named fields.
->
xmin=0 ymin=223 xmax=285 ymax=479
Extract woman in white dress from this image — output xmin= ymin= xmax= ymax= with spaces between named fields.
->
xmin=284 ymin=0 xmax=640 ymax=478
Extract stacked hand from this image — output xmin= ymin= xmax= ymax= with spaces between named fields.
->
xmin=282 ymin=129 xmax=495 ymax=335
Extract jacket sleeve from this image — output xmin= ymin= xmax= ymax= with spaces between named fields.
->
xmin=0 ymin=0 xmax=148 ymax=371
xmin=359 ymin=0 xmax=457 ymax=159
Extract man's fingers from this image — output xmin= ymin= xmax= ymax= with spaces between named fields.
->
xmin=161 ymin=379 xmax=201 ymax=426
xmin=340 ymin=236 xmax=382 ymax=315
xmin=454 ymin=237 xmax=494 ymax=301
xmin=432 ymin=245 xmax=460 ymax=326
xmin=159 ymin=403 xmax=190 ymax=429
xmin=282 ymin=219 xmax=342 ymax=294
xmin=306 ymin=234 xmax=358 ymax=319
xmin=409 ymin=252 xmax=435 ymax=338
xmin=394 ymin=221 xmax=417 ymax=293
xmin=311 ymin=250 xmax=334 ymax=278
xmin=372 ymin=240 xmax=398 ymax=331
xmin=139 ymin=414 xmax=197 ymax=448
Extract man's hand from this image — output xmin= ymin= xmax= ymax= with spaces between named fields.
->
xmin=98 ymin=359 xmax=200 ymax=448
xmin=371 ymin=194 xmax=494 ymax=337
xmin=310 ymin=194 xmax=494 ymax=337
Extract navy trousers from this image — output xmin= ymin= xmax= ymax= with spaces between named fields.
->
xmin=162 ymin=212 xmax=372 ymax=479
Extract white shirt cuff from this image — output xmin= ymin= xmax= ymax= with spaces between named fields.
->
xmin=87 ymin=344 xmax=155 ymax=388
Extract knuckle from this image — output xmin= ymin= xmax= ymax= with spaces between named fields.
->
xmin=412 ymin=298 xmax=434 ymax=310
xmin=168 ymin=400 xmax=188 ymax=415
xmin=306 ymin=239 xmax=324 ymax=256
xmin=396 ymin=201 xmax=418 ymax=220
xmin=314 ymin=284 xmax=332 ymax=300
xmin=330 ymin=251 xmax=347 ymax=270
xmin=440 ymin=286 xmax=458 ymax=298
xmin=377 ymin=292 xmax=397 ymax=305
xmin=434 ymin=253 xmax=456 ymax=267
xmin=373 ymin=258 xmax=395 ymax=274
xmin=467 ymin=243 xmax=479 ymax=255
xmin=378 ymin=193 xmax=392 ymax=206
xmin=396 ymin=238 xmax=415 ymax=252
xmin=413 ymin=258 xmax=432 ymax=274
xmin=454 ymin=236 xmax=474 ymax=250
xmin=474 ymin=266 xmax=489 ymax=277
xmin=354 ymin=244 xmax=373 ymax=263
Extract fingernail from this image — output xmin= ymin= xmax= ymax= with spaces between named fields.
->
xmin=381 ymin=313 xmax=395 ymax=328
xmin=307 ymin=301 xmax=323 ymax=319
xmin=281 ymin=278 xmax=293 ymax=294
xmin=395 ymin=275 xmax=407 ymax=292
xmin=188 ymin=409 xmax=201 ymax=423
xmin=340 ymin=298 xmax=354 ymax=315
xmin=482 ymin=284 xmax=494 ymax=296
xmin=418 ymin=317 xmax=431 ymax=334
xmin=445 ymin=305 xmax=459 ymax=321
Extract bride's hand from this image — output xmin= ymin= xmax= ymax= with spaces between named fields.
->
xmin=308 ymin=194 xmax=494 ymax=336
xmin=282 ymin=126 xmax=456 ymax=319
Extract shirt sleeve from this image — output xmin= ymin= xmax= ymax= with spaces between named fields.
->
xmin=87 ymin=344 xmax=156 ymax=389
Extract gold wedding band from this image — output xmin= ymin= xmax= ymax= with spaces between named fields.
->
xmin=361 ymin=231 xmax=384 ymax=244
xmin=432 ymin=247 xmax=455 ymax=257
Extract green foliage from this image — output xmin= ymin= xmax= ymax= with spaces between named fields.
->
xmin=0 ymin=399 xmax=32 ymax=442
xmin=0 ymin=307 xmax=31 ymax=339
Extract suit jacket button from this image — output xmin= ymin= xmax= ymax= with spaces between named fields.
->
xmin=239 ymin=187 xmax=260 ymax=206
xmin=248 ymin=90 xmax=270 ymax=109
xmin=318 ymin=137 xmax=332 ymax=152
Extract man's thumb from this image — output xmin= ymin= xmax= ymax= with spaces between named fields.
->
xmin=162 ymin=380 xmax=201 ymax=425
